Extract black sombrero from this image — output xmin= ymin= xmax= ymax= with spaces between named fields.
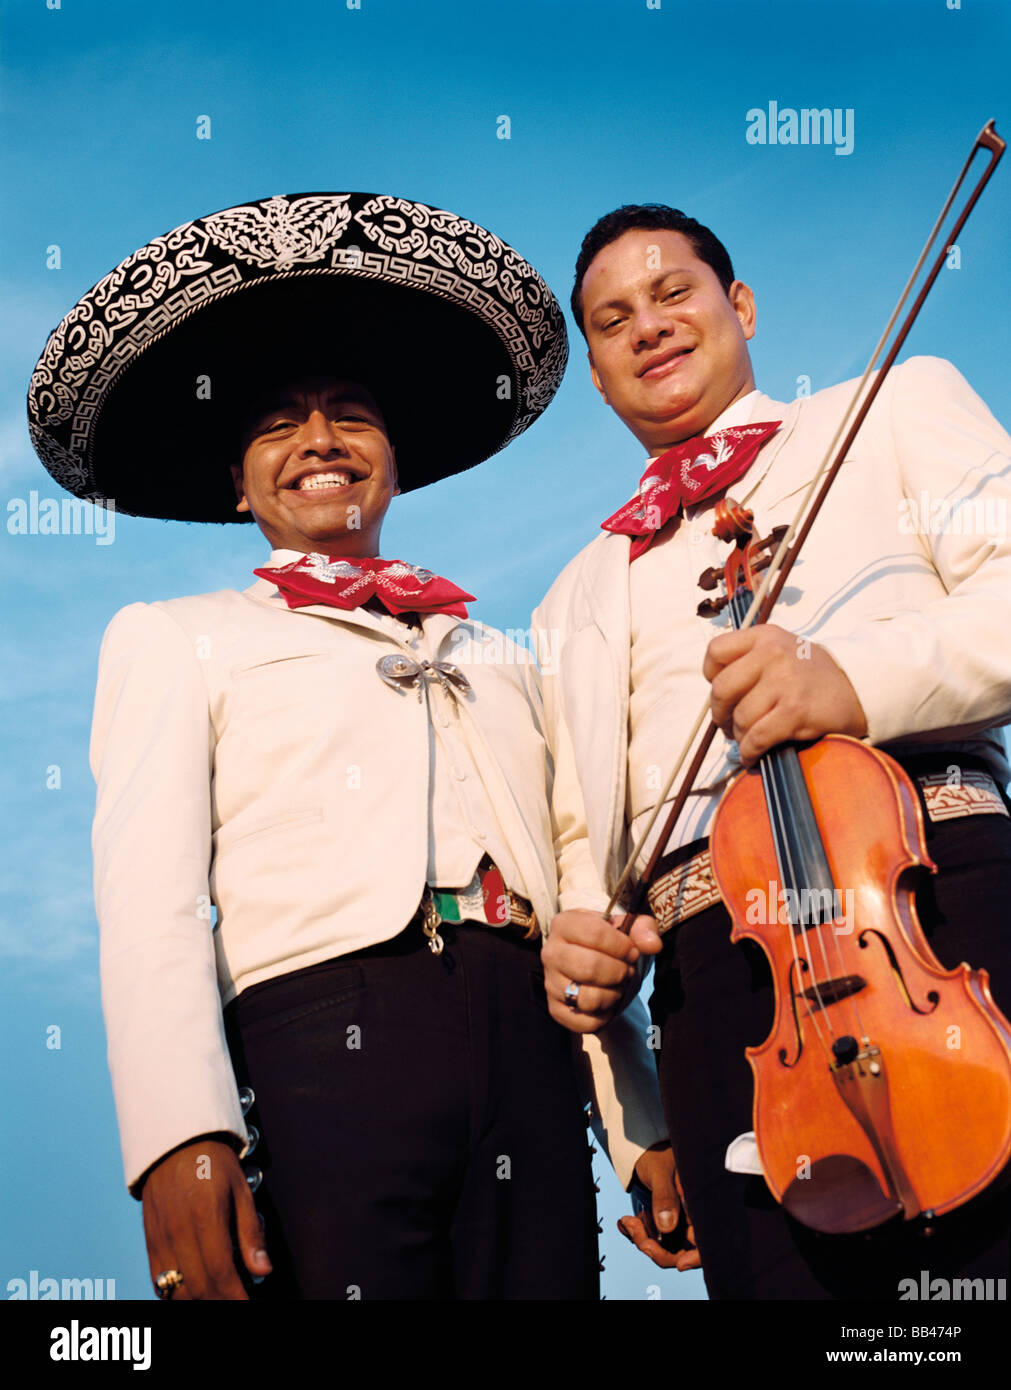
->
xmin=27 ymin=193 xmax=568 ymax=523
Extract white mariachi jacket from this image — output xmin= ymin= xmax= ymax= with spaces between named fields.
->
xmin=91 ymin=559 xmax=667 ymax=1194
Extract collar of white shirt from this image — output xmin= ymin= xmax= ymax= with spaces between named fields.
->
xmin=704 ymin=388 xmax=763 ymax=438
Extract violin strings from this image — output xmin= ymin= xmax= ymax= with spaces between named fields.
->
xmin=819 ymin=808 xmax=870 ymax=1050
xmin=774 ymin=754 xmax=838 ymax=989
xmin=730 ymin=587 xmax=835 ymax=1061
xmin=776 ymin=739 xmax=871 ymax=1052
xmin=767 ymin=745 xmax=873 ymax=1056
xmin=731 ymin=584 xmax=875 ymax=1058
xmin=760 ymin=751 xmax=835 ymax=1062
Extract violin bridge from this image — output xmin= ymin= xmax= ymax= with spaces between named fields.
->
xmin=798 ymin=974 xmax=866 ymax=1008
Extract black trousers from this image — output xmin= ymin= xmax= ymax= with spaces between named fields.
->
xmin=650 ymin=762 xmax=1011 ymax=1300
xmin=223 ymin=917 xmax=599 ymax=1300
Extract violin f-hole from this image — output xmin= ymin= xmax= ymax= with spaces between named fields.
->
xmin=779 ymin=957 xmax=807 ymax=1068
xmin=859 ymin=928 xmax=941 ymax=1016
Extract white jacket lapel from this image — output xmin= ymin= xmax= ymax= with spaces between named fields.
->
xmin=738 ymin=394 xmax=802 ymax=503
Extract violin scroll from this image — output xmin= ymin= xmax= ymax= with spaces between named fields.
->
xmin=695 ymin=514 xmax=790 ymax=618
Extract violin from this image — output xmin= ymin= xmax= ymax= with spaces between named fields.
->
xmin=703 ymin=498 xmax=1011 ymax=1235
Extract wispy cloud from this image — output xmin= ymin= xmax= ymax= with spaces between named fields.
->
xmin=0 ymin=864 xmax=96 ymax=968
xmin=0 ymin=408 xmax=38 ymax=489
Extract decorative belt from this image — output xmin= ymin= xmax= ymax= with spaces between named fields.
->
xmin=646 ymin=764 xmax=1008 ymax=936
xmin=421 ymin=860 xmax=537 ymax=955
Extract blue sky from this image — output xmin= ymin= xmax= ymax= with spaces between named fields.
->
xmin=2 ymin=0 xmax=1009 ymax=1305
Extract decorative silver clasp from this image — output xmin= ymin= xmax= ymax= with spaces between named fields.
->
xmin=376 ymin=654 xmax=473 ymax=702
xmin=376 ymin=653 xmax=422 ymax=693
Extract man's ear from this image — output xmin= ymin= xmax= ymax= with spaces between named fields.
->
xmin=729 ymin=280 xmax=757 ymax=342
xmin=390 ymin=446 xmax=401 ymax=498
xmin=229 ymin=462 xmax=250 ymax=513
xmin=588 ymin=349 xmax=610 ymax=405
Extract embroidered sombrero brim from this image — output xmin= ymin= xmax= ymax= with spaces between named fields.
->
xmin=27 ymin=193 xmax=568 ymax=523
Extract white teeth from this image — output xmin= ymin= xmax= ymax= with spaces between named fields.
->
xmin=296 ymin=472 xmax=353 ymax=491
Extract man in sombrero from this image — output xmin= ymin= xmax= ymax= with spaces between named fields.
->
xmin=28 ymin=193 xmax=675 ymax=1300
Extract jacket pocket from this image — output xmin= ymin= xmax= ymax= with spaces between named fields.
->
xmin=230 ymin=652 xmax=332 ymax=680
xmin=219 ymin=805 xmax=324 ymax=851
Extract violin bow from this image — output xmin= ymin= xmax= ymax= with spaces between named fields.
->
xmin=607 ymin=118 xmax=1006 ymax=928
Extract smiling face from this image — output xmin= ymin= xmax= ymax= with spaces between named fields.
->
xmin=231 ymin=377 xmax=399 ymax=555
xmin=581 ymin=229 xmax=757 ymax=455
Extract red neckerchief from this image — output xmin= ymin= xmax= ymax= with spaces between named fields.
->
xmin=601 ymin=421 xmax=781 ymax=559
xmin=254 ymin=553 xmax=475 ymax=618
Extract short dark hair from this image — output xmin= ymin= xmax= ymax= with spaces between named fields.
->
xmin=570 ymin=204 xmax=736 ymax=336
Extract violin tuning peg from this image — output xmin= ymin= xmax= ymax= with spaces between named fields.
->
xmin=697 ymin=595 xmax=729 ymax=618
xmin=697 ymin=565 xmax=723 ymax=592
xmin=757 ymin=525 xmax=789 ymax=554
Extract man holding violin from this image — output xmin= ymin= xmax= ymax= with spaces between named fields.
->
xmin=534 ymin=203 xmax=1011 ymax=1299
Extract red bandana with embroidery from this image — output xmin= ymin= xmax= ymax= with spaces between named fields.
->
xmin=254 ymin=554 xmax=475 ymax=618
xmin=601 ymin=421 xmax=781 ymax=559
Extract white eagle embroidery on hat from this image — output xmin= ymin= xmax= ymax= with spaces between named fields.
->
xmin=203 ymin=196 xmax=354 ymax=270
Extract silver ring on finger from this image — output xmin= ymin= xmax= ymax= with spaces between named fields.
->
xmin=563 ymin=980 xmax=581 ymax=1010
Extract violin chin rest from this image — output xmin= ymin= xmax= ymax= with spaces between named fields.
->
xmin=781 ymin=1155 xmax=905 ymax=1235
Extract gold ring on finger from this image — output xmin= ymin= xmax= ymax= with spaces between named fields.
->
xmin=155 ymin=1269 xmax=184 ymax=1299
